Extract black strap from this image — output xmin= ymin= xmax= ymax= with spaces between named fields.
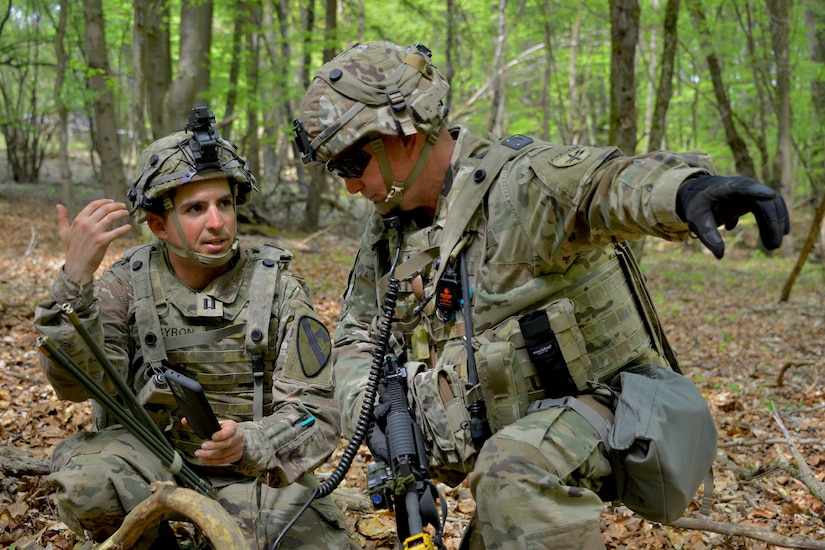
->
xmin=518 ymin=310 xmax=578 ymax=399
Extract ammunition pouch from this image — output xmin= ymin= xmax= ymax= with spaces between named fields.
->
xmin=475 ymin=340 xmax=527 ymax=433
xmin=407 ymin=361 xmax=477 ymax=482
xmin=472 ymin=299 xmax=593 ymax=432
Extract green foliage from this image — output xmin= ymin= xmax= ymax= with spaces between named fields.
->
xmin=0 ymin=0 xmax=821 ymax=228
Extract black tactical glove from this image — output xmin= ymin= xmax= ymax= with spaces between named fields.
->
xmin=365 ymin=391 xmax=391 ymax=464
xmin=676 ymin=175 xmax=790 ymax=259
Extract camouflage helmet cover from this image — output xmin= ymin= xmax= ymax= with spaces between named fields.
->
xmin=128 ymin=130 xmax=257 ymax=222
xmin=297 ymin=41 xmax=450 ymax=163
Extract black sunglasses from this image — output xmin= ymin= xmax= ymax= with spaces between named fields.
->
xmin=327 ymin=137 xmax=374 ymax=179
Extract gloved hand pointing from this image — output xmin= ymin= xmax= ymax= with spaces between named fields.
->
xmin=676 ymin=175 xmax=790 ymax=259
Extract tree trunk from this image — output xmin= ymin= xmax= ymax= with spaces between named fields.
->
xmin=489 ymin=0 xmax=508 ymax=137
xmin=55 ymin=0 xmax=74 ymax=210
xmin=641 ymin=0 xmax=658 ymax=151
xmin=144 ymin=0 xmax=172 ymax=138
xmin=766 ymin=0 xmax=794 ymax=256
xmin=260 ymin=0 xmax=286 ymax=187
xmin=648 ymin=0 xmax=679 ymax=152
xmin=686 ymin=0 xmax=756 ymax=178
xmin=565 ymin=11 xmax=582 ymax=144
xmin=806 ymin=2 xmax=825 ymax=183
xmin=291 ymin=0 xmax=316 ymax=230
xmin=805 ymin=1 xmax=825 ymax=190
xmin=221 ymin=0 xmax=245 ymax=142
xmin=301 ymin=0 xmax=340 ymax=232
xmin=780 ymin=2 xmax=825 ymax=301
xmin=168 ymin=0 xmax=214 ymax=129
xmin=781 ymin=192 xmax=825 ymax=301
xmin=243 ymin=8 xmax=260 ymax=180
xmin=131 ymin=1 xmax=149 ymax=149
xmin=445 ymin=0 xmax=456 ymax=109
xmin=738 ymin=4 xmax=770 ymax=183
xmin=84 ymin=0 xmax=125 ymax=200
xmin=609 ymin=0 xmax=640 ymax=155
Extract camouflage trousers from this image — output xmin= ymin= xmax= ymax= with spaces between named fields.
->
xmin=465 ymin=400 xmax=613 ymax=550
xmin=48 ymin=426 xmax=357 ymax=549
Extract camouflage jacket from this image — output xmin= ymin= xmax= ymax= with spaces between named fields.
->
xmin=332 ymin=126 xmax=715 ymax=446
xmin=34 ymin=241 xmax=339 ymax=487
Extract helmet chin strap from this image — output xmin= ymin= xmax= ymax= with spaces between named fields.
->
xmin=162 ymin=197 xmax=239 ymax=266
xmin=372 ymin=127 xmax=441 ymax=215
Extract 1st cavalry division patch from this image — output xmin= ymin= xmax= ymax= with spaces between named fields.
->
xmin=295 ymin=316 xmax=332 ymax=378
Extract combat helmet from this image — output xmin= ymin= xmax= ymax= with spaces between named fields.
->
xmin=294 ymin=41 xmax=450 ymax=213
xmin=128 ymin=107 xmax=257 ymax=223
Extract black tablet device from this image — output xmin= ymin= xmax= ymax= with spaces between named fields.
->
xmin=164 ymin=370 xmax=221 ymax=440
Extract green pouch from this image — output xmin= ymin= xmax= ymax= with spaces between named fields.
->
xmin=544 ymin=298 xmax=593 ymax=391
xmin=607 ymin=364 xmax=717 ymax=524
xmin=136 ymin=373 xmax=176 ymax=429
xmin=476 ymin=340 xmax=529 ymax=433
xmin=409 ymin=362 xmax=477 ymax=475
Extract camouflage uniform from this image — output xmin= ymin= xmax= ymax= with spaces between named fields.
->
xmin=294 ymin=39 xmax=788 ymax=550
xmin=34 ymin=125 xmax=356 ymax=549
xmin=330 ymin=126 xmax=715 ymax=550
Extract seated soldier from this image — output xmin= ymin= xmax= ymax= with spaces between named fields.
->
xmin=34 ymin=109 xmax=357 ymax=549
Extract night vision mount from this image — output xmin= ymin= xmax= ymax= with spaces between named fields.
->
xmin=186 ymin=107 xmax=220 ymax=169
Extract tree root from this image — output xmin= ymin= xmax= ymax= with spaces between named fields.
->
xmin=97 ymin=481 xmax=246 ymax=549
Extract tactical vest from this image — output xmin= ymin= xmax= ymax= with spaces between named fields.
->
xmin=377 ymin=136 xmax=678 ymax=436
xmin=127 ymin=242 xmax=290 ymax=460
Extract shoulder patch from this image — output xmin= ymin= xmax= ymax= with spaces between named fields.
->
xmin=528 ymin=145 xmax=618 ymax=206
xmin=296 ymin=316 xmax=331 ymax=378
xmin=550 ymin=146 xmax=591 ymax=167
xmin=501 ymin=134 xmax=534 ymax=150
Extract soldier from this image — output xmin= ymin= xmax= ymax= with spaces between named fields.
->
xmin=294 ymin=41 xmax=790 ymax=549
xmin=34 ymin=111 xmax=357 ymax=549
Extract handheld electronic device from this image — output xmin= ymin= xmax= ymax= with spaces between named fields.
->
xmin=164 ymin=370 xmax=221 ymax=440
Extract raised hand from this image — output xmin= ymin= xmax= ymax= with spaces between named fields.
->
xmin=57 ymin=199 xmax=132 ymax=285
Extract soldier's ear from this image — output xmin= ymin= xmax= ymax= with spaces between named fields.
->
xmin=397 ymin=133 xmax=423 ymax=161
xmin=146 ymin=213 xmax=169 ymax=240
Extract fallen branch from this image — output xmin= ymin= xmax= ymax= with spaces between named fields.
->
xmin=772 ymin=408 xmax=825 ymax=503
xmin=0 ymin=226 xmax=36 ymax=280
xmin=777 ymin=360 xmax=818 ymax=386
xmin=0 ymin=453 xmax=50 ymax=477
xmin=299 ymin=221 xmax=344 ymax=247
xmin=669 ymin=516 xmax=825 ymax=549
xmin=719 ymin=437 xmax=821 ymax=448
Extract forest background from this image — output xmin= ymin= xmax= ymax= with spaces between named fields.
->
xmin=3 ymin=0 xmax=825 ymax=548
xmin=1 ymin=0 xmax=824 ymax=239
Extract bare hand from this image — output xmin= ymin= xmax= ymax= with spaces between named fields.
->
xmin=57 ymin=200 xmax=132 ymax=285
xmin=192 ymin=419 xmax=245 ymax=466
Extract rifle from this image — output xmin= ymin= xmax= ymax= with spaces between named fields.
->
xmin=369 ymin=353 xmax=446 ymax=550
xmin=271 ymin=214 xmax=446 ymax=549
xmin=362 ymin=214 xmax=448 ymax=549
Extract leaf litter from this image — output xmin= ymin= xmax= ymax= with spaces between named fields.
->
xmin=2 ymin=195 xmax=824 ymax=549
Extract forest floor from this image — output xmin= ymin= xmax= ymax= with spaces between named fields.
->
xmin=2 ymin=188 xmax=825 ymax=549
